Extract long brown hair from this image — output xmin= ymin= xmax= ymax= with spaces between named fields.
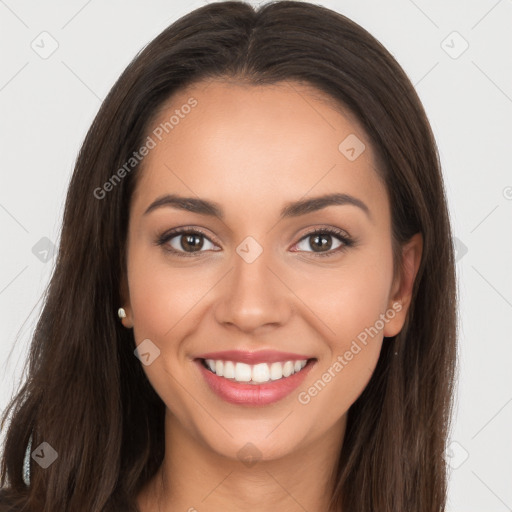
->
xmin=0 ymin=2 xmax=457 ymax=511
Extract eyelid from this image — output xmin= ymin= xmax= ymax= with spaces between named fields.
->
xmin=295 ymin=225 xmax=352 ymax=244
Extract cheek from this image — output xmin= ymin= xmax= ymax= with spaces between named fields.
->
xmin=127 ymin=246 xmax=205 ymax=339
xmin=126 ymin=248 xmax=199 ymax=420
xmin=290 ymin=256 xmax=393 ymax=345
xmin=296 ymin=335 xmax=383 ymax=434
xmin=293 ymin=260 xmax=391 ymax=419
xmin=317 ymin=270 xmax=387 ymax=388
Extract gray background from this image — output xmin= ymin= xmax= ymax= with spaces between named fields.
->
xmin=1 ymin=0 xmax=511 ymax=510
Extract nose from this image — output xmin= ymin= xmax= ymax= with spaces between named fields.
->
xmin=213 ymin=243 xmax=292 ymax=334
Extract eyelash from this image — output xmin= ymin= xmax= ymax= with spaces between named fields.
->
xmin=155 ymin=226 xmax=355 ymax=258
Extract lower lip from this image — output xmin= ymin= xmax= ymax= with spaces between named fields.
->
xmin=195 ymin=359 xmax=316 ymax=406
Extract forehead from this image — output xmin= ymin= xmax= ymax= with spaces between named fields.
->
xmin=131 ymin=79 xmax=388 ymax=223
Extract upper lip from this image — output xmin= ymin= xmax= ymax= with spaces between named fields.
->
xmin=195 ymin=350 xmax=315 ymax=365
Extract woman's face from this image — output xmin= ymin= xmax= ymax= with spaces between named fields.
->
xmin=121 ymin=79 xmax=421 ymax=462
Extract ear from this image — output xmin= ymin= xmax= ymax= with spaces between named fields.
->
xmin=119 ymin=270 xmax=134 ymax=329
xmin=383 ymin=232 xmax=423 ymax=338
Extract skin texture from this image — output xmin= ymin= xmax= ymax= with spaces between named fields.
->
xmin=120 ymin=79 xmax=423 ymax=512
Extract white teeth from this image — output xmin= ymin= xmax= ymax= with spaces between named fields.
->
xmin=204 ymin=358 xmax=309 ymax=384
xmin=223 ymin=360 xmax=235 ymax=379
xmin=282 ymin=361 xmax=294 ymax=377
xmin=252 ymin=363 xmax=270 ymax=383
xmin=235 ymin=362 xmax=252 ymax=382
xmin=270 ymin=362 xmax=283 ymax=380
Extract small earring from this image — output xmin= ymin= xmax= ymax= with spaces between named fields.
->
xmin=118 ymin=307 xmax=127 ymax=319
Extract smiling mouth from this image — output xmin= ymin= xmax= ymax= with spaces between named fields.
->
xmin=199 ymin=357 xmax=316 ymax=385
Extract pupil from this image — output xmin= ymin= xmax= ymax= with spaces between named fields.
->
xmin=182 ymin=234 xmax=203 ymax=251
xmin=312 ymin=234 xmax=331 ymax=251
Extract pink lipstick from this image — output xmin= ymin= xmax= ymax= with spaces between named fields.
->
xmin=194 ymin=350 xmax=316 ymax=406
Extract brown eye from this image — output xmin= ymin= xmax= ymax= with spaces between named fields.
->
xmin=301 ymin=233 xmax=337 ymax=252
xmin=293 ymin=227 xmax=354 ymax=257
xmin=156 ymin=226 xmax=354 ymax=258
xmin=157 ymin=228 xmax=218 ymax=256
xmin=173 ymin=232 xmax=208 ymax=252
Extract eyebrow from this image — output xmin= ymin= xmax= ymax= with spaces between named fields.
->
xmin=143 ymin=192 xmax=372 ymax=221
